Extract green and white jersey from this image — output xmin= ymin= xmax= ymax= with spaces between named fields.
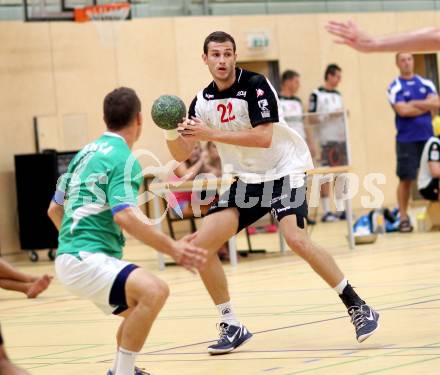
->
xmin=55 ymin=132 xmax=142 ymax=259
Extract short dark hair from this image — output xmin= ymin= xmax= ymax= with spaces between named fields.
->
xmin=203 ymin=31 xmax=236 ymax=54
xmin=103 ymin=87 xmax=141 ymax=131
xmin=395 ymin=52 xmax=413 ymax=62
xmin=324 ymin=64 xmax=342 ymax=81
xmin=281 ymin=70 xmax=300 ymax=83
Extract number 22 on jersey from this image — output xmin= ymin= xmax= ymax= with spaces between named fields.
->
xmin=217 ymin=102 xmax=235 ymax=123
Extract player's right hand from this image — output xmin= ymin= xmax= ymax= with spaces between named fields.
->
xmin=177 ymin=117 xmax=190 ymax=133
xmin=171 ymin=239 xmax=208 ymax=274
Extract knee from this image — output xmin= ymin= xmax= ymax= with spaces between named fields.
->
xmin=135 ymin=277 xmax=169 ymax=312
xmin=149 ymin=279 xmax=169 ymax=307
xmin=285 ymin=234 xmax=310 ymax=259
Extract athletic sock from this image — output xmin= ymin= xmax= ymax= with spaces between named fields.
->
xmin=115 ymin=347 xmax=137 ymax=375
xmin=321 ymin=197 xmax=331 ymax=214
xmin=333 ymin=278 xmax=348 ymax=295
xmin=216 ymin=301 xmax=239 ymax=326
xmin=338 ymin=281 xmax=365 ymax=308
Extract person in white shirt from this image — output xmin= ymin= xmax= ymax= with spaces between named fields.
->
xmin=308 ymin=64 xmax=348 ymax=222
xmin=279 ymin=69 xmax=317 ymax=225
xmin=164 ymin=31 xmax=379 ymax=355
xmin=418 ymin=135 xmax=440 ymax=201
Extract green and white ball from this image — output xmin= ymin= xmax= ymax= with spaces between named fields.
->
xmin=151 ymin=95 xmax=186 ymax=130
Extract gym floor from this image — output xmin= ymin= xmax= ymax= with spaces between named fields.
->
xmin=2 ymin=221 xmax=440 ymax=375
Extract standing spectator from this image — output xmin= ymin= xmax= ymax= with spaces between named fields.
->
xmin=279 ymin=70 xmax=317 ymax=157
xmin=308 ymin=64 xmax=347 ymax=222
xmin=279 ymin=70 xmax=317 ymax=225
xmin=388 ymin=52 xmax=440 ymax=232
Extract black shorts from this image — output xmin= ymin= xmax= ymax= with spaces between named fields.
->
xmin=320 ymin=141 xmax=348 ymax=167
xmin=396 ymin=141 xmax=427 ymax=180
xmin=419 ymin=178 xmax=440 ymax=201
xmin=206 ymin=175 xmax=308 ymax=232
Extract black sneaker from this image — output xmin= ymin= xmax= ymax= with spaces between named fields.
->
xmin=348 ymin=304 xmax=380 ymax=343
xmin=207 ymin=322 xmax=253 ymax=355
xmin=306 ymin=216 xmax=316 ymax=225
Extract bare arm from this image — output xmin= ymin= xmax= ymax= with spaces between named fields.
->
xmin=114 ymin=207 xmax=206 ymax=272
xmin=180 ymin=117 xmax=273 ymax=148
xmin=411 ymin=95 xmax=440 ymax=112
xmin=47 ymin=201 xmax=64 ymax=230
xmin=393 ymin=102 xmax=426 ymax=117
xmin=429 ymin=161 xmax=440 ymax=178
xmin=209 ymin=123 xmax=273 ymax=148
xmin=174 ymin=158 xmax=205 ymax=179
xmin=166 ymin=133 xmax=198 ymax=163
xmin=326 ymin=21 xmax=440 ymax=53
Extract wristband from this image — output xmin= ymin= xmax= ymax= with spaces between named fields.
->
xmin=164 ymin=129 xmax=180 ymax=141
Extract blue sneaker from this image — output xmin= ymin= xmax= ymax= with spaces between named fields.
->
xmin=348 ymin=304 xmax=380 ymax=343
xmin=207 ymin=322 xmax=253 ymax=355
xmin=106 ymin=367 xmax=152 ymax=375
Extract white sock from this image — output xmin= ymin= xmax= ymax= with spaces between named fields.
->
xmin=333 ymin=278 xmax=348 ymax=295
xmin=216 ymin=301 xmax=239 ymax=326
xmin=115 ymin=347 xmax=137 ymax=375
xmin=321 ymin=197 xmax=331 ymax=214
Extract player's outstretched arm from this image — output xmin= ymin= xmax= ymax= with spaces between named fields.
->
xmin=326 ymin=20 xmax=440 ymax=52
xmin=114 ymin=206 xmax=207 ymax=273
xmin=47 ymin=200 xmax=64 ymax=230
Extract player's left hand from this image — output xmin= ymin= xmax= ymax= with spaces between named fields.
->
xmin=178 ymin=117 xmax=215 ymax=141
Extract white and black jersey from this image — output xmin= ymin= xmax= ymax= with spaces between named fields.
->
xmin=189 ymin=68 xmax=313 ymax=186
xmin=279 ymin=95 xmax=306 ymax=140
xmin=308 ymin=86 xmax=345 ymax=143
xmin=418 ymin=136 xmax=440 ymax=190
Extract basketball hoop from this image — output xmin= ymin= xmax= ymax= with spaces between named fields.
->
xmin=74 ymin=3 xmax=131 ymax=23
xmin=74 ymin=2 xmax=131 ymax=47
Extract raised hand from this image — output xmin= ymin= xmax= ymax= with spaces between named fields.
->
xmin=326 ymin=20 xmax=376 ymax=52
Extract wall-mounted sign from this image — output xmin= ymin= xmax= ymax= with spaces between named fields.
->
xmin=246 ymin=32 xmax=270 ymax=51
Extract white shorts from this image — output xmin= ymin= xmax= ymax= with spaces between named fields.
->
xmin=55 ymin=251 xmax=137 ymax=315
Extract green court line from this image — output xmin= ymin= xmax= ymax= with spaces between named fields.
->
xmin=272 ymin=289 xmax=440 ymax=318
xmin=22 ymin=341 xmax=175 ymax=370
xmin=5 ymin=283 xmax=440 ymax=372
xmin=358 ymin=355 xmax=440 ymax=374
xmin=14 ymin=345 xmax=102 ymax=362
xmin=281 ymin=341 xmax=440 ymax=375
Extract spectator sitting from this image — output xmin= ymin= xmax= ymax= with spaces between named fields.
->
xmin=168 ymin=142 xmax=212 ymax=218
xmin=417 ymin=128 xmax=440 ymax=201
xmin=203 ymin=141 xmax=222 ymax=177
